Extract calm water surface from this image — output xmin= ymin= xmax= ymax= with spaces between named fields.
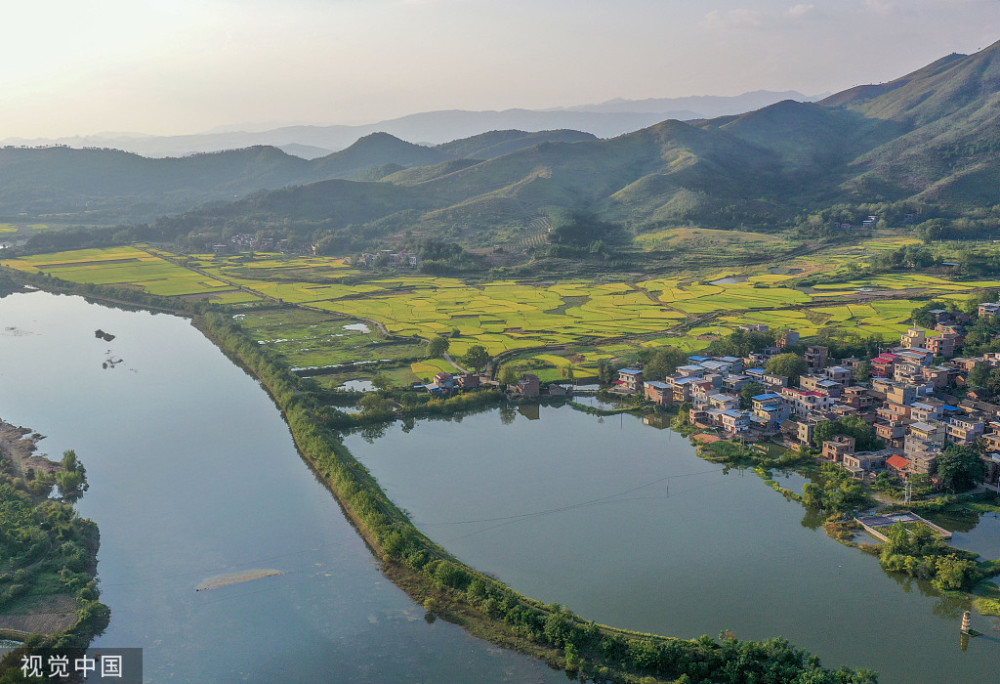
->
xmin=345 ymin=406 xmax=1000 ymax=684
xmin=0 ymin=291 xmax=561 ymax=683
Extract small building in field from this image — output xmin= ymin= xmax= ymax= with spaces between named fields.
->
xmin=457 ymin=373 xmax=480 ymax=390
xmin=514 ymin=374 xmax=540 ymax=398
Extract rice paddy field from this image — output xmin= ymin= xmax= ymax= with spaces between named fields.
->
xmin=3 ymin=246 xmax=250 ymax=299
xmin=5 ymin=235 xmax=1000 ymax=387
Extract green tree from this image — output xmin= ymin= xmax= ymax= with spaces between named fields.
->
xmin=596 ymin=360 xmax=616 ymax=386
xmin=740 ymin=382 xmax=765 ymax=409
xmin=812 ymin=416 xmax=881 ymax=450
xmin=499 ymin=365 xmax=518 ymax=386
xmin=641 ymin=346 xmax=688 ymax=379
xmin=765 ymin=353 xmax=808 ymax=385
xmin=371 ymin=372 xmax=391 ymax=390
xmin=427 ymin=335 xmax=450 ymax=359
xmin=854 ymin=361 xmax=871 ymax=384
xmin=937 ymin=444 xmax=988 ymax=492
xmin=968 ymin=362 xmax=990 ymax=389
xmin=462 ymin=344 xmax=490 ymax=372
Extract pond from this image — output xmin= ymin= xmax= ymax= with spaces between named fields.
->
xmin=345 ymin=405 xmax=1000 ymax=684
xmin=708 ymin=274 xmax=748 ymax=285
xmin=571 ymin=394 xmax=632 ymax=410
xmin=929 ymin=510 xmax=1000 ymax=560
xmin=0 ymin=291 xmax=561 ymax=683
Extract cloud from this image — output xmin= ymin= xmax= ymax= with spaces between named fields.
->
xmin=704 ymin=8 xmax=763 ymax=30
xmin=787 ymin=3 xmax=817 ymax=18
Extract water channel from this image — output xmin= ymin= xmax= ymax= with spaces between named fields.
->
xmin=344 ymin=406 xmax=1000 ymax=684
xmin=0 ymin=291 xmax=561 ymax=683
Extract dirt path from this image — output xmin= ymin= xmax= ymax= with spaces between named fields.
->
xmin=0 ymin=421 xmax=60 ymax=478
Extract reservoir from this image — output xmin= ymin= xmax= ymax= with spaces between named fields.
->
xmin=344 ymin=405 xmax=1000 ymax=684
xmin=0 ymin=291 xmax=561 ymax=683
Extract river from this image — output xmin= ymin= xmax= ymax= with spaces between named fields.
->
xmin=0 ymin=291 xmax=562 ymax=683
xmin=344 ymin=405 xmax=1000 ymax=684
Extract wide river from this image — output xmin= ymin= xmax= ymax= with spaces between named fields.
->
xmin=0 ymin=291 xmax=562 ymax=682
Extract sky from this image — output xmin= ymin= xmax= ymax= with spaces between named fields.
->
xmin=2 ymin=0 xmax=998 ymax=139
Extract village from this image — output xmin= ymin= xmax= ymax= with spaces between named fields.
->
xmin=628 ymin=302 xmax=1000 ymax=493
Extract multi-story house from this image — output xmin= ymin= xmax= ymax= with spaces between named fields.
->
xmin=872 ymin=353 xmax=900 ymax=378
xmin=875 ymin=420 xmax=907 ymax=448
xmin=900 ymin=328 xmax=926 ymax=349
xmin=822 ymin=435 xmax=856 ymax=462
xmin=926 ymin=333 xmax=957 ymax=358
xmin=618 ymin=368 xmax=644 ymax=393
xmin=824 ymin=365 xmax=854 ymax=385
xmin=946 ymin=417 xmax=985 ymax=446
xmin=780 ymin=387 xmax=834 ymax=417
xmin=805 ymin=345 xmax=828 ymax=371
xmin=904 ymin=420 xmax=947 ymax=474
xmin=644 ymin=381 xmax=671 ymax=406
xmin=800 ymin=375 xmax=844 ymax=398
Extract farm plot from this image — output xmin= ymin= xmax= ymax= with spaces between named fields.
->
xmin=238 ymin=308 xmax=425 ymax=369
xmin=2 ymin=247 xmax=237 ymax=297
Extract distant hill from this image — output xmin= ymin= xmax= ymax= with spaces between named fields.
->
xmin=0 ymin=129 xmax=597 ymax=221
xmin=557 ymin=90 xmax=817 ymax=117
xmin=0 ymin=91 xmax=809 ymax=158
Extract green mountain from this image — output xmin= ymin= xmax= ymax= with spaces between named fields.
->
xmin=12 ymin=41 xmax=1000 ymax=251
xmin=149 ymin=40 xmax=1000 ymax=251
xmin=0 ymin=129 xmax=599 ymax=222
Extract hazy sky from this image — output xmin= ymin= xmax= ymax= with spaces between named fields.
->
xmin=2 ymin=0 xmax=998 ymax=138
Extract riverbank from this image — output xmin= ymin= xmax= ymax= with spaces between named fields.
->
xmin=0 ymin=420 xmax=110 ymax=678
xmin=193 ymin=309 xmax=877 ymax=683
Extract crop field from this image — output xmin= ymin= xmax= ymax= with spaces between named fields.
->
xmin=236 ymin=308 xmax=426 ymax=372
xmin=634 ymin=226 xmax=795 ymax=254
xmin=3 ymin=247 xmax=241 ymax=298
xmin=7 ymin=237 xmax=1000 ymax=387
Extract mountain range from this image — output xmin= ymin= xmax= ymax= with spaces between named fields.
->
xmin=0 ymin=91 xmax=814 ymax=159
xmin=5 ymin=41 xmax=1000 ymax=251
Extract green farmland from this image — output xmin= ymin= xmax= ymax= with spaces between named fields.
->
xmin=5 ymin=235 xmax=1000 ymax=388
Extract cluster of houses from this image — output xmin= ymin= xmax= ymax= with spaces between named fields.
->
xmin=352 ymin=250 xmax=420 ymax=269
xmin=419 ymin=371 xmax=571 ymax=399
xmin=627 ymin=320 xmax=1000 ymax=489
xmin=212 ymin=234 xmax=280 ymax=255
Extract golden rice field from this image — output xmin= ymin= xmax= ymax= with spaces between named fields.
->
xmin=5 ymin=241 xmax=1000 ymax=381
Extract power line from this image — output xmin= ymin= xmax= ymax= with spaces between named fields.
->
xmin=424 ymin=465 xmax=728 ymax=528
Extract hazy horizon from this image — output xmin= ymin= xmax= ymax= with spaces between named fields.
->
xmin=3 ymin=0 xmax=998 ymax=139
